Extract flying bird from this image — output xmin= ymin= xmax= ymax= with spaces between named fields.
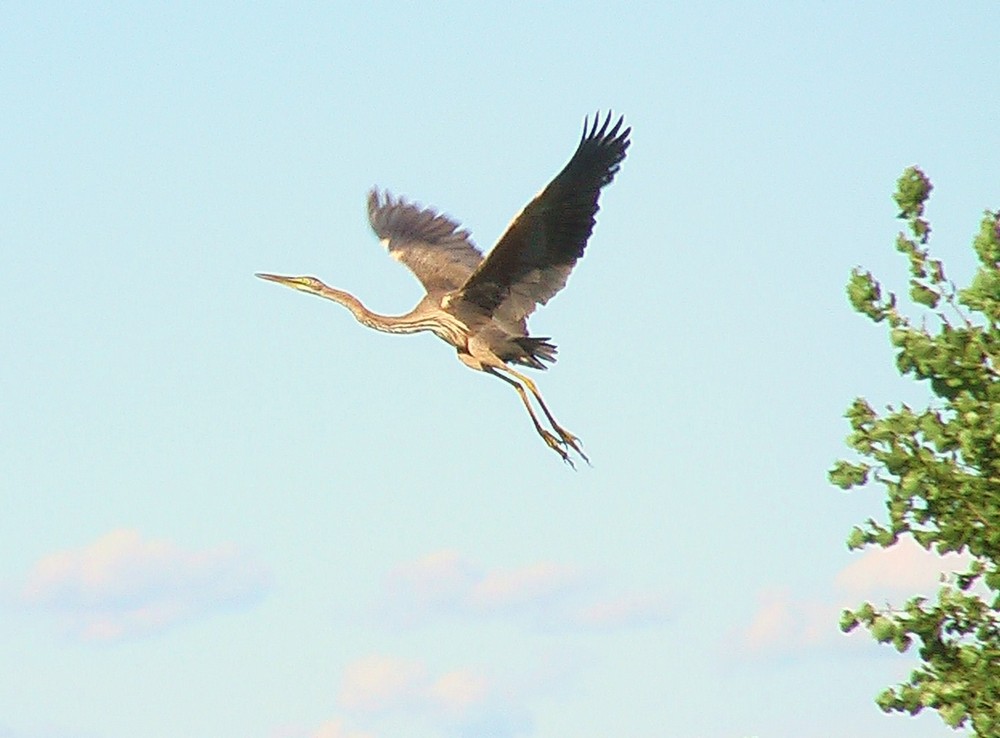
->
xmin=257 ymin=112 xmax=630 ymax=465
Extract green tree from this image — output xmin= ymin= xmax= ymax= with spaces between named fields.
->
xmin=830 ymin=167 xmax=1000 ymax=734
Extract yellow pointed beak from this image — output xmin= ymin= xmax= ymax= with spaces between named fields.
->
xmin=255 ymin=273 xmax=310 ymax=292
xmin=256 ymin=272 xmax=292 ymax=284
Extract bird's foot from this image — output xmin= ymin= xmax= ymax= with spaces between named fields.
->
xmin=541 ymin=430 xmax=576 ymax=469
xmin=554 ymin=427 xmax=590 ymax=466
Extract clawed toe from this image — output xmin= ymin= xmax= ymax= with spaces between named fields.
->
xmin=537 ymin=427 xmax=590 ymax=468
xmin=541 ymin=430 xmax=575 ymax=468
xmin=554 ymin=428 xmax=590 ymax=466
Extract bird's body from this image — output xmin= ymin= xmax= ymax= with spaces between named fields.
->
xmin=258 ymin=112 xmax=630 ymax=465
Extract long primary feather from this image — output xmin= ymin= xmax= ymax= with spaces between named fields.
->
xmin=453 ymin=112 xmax=630 ymax=325
xmin=367 ymin=189 xmax=483 ymax=296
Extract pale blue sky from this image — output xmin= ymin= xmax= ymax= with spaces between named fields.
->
xmin=2 ymin=3 xmax=997 ymax=738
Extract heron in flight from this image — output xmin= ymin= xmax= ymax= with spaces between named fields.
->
xmin=257 ymin=112 xmax=630 ymax=465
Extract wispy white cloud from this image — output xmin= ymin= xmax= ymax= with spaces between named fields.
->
xmin=468 ymin=562 xmax=580 ymax=611
xmin=0 ymin=723 xmax=98 ymax=738
xmin=736 ymin=536 xmax=972 ymax=655
xmin=379 ymin=550 xmax=481 ymax=626
xmin=337 ymin=656 xmax=502 ymax=719
xmin=570 ymin=592 xmax=674 ymax=630
xmin=273 ymin=649 xmax=586 ymax=738
xmin=268 ymin=718 xmax=376 ymax=738
xmin=311 ymin=718 xmax=377 ymax=738
xmin=338 ymin=655 xmax=427 ymax=713
xmin=426 ymin=669 xmax=491 ymax=715
xmin=835 ymin=537 xmax=971 ymax=597
xmin=337 ymin=654 xmax=532 ymax=738
xmin=739 ymin=589 xmax=840 ymax=654
xmin=17 ymin=529 xmax=271 ymax=641
xmin=377 ymin=550 xmax=672 ymax=632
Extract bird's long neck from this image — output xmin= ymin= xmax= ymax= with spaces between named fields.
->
xmin=311 ymin=285 xmax=424 ymax=334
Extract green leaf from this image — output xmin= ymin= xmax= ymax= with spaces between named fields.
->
xmin=829 ymin=460 xmax=869 ymax=489
xmin=847 ymin=269 xmax=889 ymax=321
xmin=909 ymin=281 xmax=940 ymax=308
xmin=942 ymin=703 xmax=968 ymax=728
xmin=876 ymin=688 xmax=897 ymax=712
xmin=846 ymin=527 xmax=867 ymax=550
xmin=972 ymin=210 xmax=1000 ymax=266
xmin=892 ymin=632 xmax=912 ymax=652
xmin=893 ymin=166 xmax=933 ymax=219
xmin=871 ymin=615 xmax=896 ymax=642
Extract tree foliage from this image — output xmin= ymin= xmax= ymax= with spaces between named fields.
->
xmin=830 ymin=167 xmax=1000 ymax=734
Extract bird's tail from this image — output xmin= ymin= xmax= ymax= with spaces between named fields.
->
xmin=513 ymin=337 xmax=558 ymax=370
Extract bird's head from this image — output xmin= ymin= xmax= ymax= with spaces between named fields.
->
xmin=255 ymin=273 xmax=327 ymax=295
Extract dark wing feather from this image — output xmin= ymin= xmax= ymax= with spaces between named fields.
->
xmin=453 ymin=112 xmax=630 ymax=326
xmin=368 ymin=189 xmax=484 ymax=295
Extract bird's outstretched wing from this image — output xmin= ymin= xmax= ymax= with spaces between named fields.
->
xmin=453 ymin=112 xmax=630 ymax=326
xmin=368 ymin=189 xmax=484 ymax=295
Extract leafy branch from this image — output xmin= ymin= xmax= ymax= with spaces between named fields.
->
xmin=830 ymin=167 xmax=1000 ymax=734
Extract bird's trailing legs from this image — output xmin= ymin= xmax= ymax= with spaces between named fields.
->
xmin=486 ymin=366 xmax=589 ymax=467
